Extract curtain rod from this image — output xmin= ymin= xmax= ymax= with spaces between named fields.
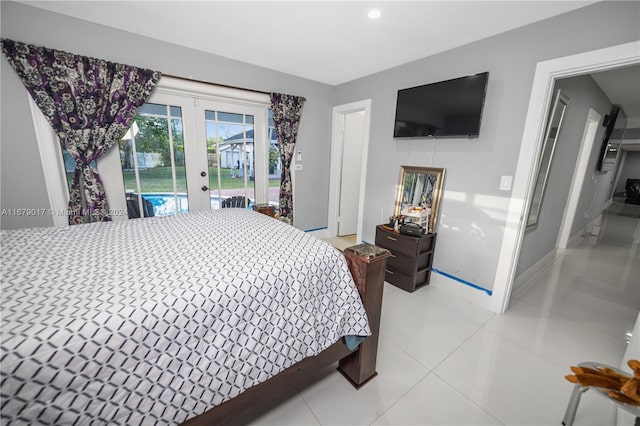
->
xmin=162 ymin=73 xmax=271 ymax=96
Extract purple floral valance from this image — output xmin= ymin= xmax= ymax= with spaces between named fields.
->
xmin=1 ymin=38 xmax=160 ymax=224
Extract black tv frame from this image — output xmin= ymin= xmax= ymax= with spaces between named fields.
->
xmin=392 ymin=72 xmax=489 ymax=139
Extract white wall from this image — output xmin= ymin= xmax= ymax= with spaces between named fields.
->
xmin=0 ymin=1 xmax=334 ymax=231
xmin=333 ymin=1 xmax=640 ymax=295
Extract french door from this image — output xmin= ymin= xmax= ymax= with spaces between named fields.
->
xmin=117 ymin=77 xmax=272 ymax=217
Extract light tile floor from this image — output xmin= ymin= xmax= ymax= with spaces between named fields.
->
xmin=252 ymin=210 xmax=639 ymax=425
xmin=322 ymin=234 xmax=358 ymax=252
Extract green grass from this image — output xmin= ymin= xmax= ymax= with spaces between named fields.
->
xmin=68 ymin=166 xmax=279 ymax=193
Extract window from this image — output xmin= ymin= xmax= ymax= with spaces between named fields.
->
xmin=38 ymin=76 xmax=277 ymax=222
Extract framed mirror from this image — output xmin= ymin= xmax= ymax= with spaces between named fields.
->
xmin=600 ymin=108 xmax=626 ymax=173
xmin=394 ymin=166 xmax=446 ymax=233
xmin=526 ymin=89 xmax=570 ymax=230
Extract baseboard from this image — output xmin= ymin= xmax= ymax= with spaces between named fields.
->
xmin=511 ymin=248 xmax=559 ymax=302
xmin=306 ymin=227 xmax=330 ymax=238
xmin=566 ymin=228 xmax=587 ymax=249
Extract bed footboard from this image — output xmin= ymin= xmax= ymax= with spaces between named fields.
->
xmin=182 ymin=243 xmax=390 ymax=426
xmin=338 ymin=243 xmax=391 ymax=387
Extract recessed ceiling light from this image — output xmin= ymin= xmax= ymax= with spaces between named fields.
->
xmin=368 ymin=9 xmax=381 ymax=19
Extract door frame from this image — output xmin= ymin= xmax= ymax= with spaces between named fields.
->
xmin=151 ymin=77 xmax=270 ymax=211
xmin=491 ymin=40 xmax=640 ymax=314
xmin=328 ymin=99 xmax=371 ymax=243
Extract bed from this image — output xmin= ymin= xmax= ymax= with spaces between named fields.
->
xmin=1 ymin=209 xmax=386 ymax=424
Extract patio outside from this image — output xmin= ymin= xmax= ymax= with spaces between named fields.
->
xmin=63 ymin=103 xmax=281 ymax=218
xmin=120 ymin=166 xmax=281 ymax=216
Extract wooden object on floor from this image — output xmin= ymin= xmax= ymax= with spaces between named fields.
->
xmin=182 ymin=242 xmax=390 ymax=425
xmin=374 ymin=224 xmax=436 ymax=292
xmin=338 ymin=243 xmax=391 ymax=387
xmin=254 ymin=203 xmax=276 ymax=217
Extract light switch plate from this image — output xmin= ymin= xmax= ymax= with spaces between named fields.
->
xmin=500 ymin=175 xmax=512 ymax=191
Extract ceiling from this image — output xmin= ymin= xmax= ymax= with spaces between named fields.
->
xmin=14 ymin=1 xmax=639 ymax=132
xmin=591 ymin=65 xmax=640 ymax=127
xmin=18 ymin=0 xmax=597 ymax=85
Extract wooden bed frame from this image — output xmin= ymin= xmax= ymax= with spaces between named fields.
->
xmin=183 ymin=243 xmax=391 ymax=425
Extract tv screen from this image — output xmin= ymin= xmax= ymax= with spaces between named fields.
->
xmin=393 ymin=72 xmax=489 ymax=138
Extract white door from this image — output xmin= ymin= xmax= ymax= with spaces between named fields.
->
xmin=194 ymin=99 xmax=269 ymax=210
xmin=338 ymin=111 xmax=365 ymax=236
xmin=116 ymin=78 xmax=271 ymax=217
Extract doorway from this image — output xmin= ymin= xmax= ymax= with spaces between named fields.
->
xmin=338 ymin=110 xmax=365 ymax=236
xmin=106 ymin=77 xmax=272 ymax=217
xmin=328 ymin=100 xmax=371 ymax=243
xmin=492 ymin=40 xmax=640 ymax=314
xmin=556 ymin=108 xmax=602 ymax=249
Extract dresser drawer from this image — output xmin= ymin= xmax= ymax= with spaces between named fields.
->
xmin=386 ymin=251 xmax=432 ymax=275
xmin=375 ymin=226 xmax=435 ymax=257
xmin=384 ymin=267 xmax=431 ymax=293
xmin=375 ymin=228 xmax=419 ymax=257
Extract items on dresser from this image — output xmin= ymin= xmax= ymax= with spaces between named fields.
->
xmin=400 ymin=205 xmax=430 ymax=229
xmin=375 ymin=224 xmax=436 ymax=293
xmin=399 ymin=222 xmax=424 ymax=236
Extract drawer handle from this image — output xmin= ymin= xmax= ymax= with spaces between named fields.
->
xmin=387 ymin=236 xmax=398 ymax=241
xmin=385 ymin=269 xmax=394 ymax=274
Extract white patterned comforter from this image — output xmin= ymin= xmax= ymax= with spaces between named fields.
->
xmin=1 ymin=209 xmax=370 ymax=424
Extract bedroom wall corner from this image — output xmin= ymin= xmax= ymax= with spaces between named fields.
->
xmin=1 ymin=46 xmax=54 ymax=230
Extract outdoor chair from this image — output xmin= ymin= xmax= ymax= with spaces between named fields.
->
xmin=126 ymin=193 xmax=154 ymax=219
xmin=221 ymin=196 xmax=249 ymax=208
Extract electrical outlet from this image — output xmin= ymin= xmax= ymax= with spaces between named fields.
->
xmin=294 ymin=164 xmax=303 ymax=171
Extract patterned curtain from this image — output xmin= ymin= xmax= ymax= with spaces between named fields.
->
xmin=1 ymin=39 xmax=160 ymax=224
xmin=270 ymin=93 xmax=305 ymax=225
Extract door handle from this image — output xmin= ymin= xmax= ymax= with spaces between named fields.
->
xmin=201 ymin=186 xmax=209 ymax=191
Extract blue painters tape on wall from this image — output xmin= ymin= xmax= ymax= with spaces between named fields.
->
xmin=432 ymin=268 xmax=493 ymax=296
xmin=305 ymin=227 xmax=328 ymax=233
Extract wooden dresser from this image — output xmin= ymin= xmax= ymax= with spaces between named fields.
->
xmin=374 ymin=225 xmax=436 ymax=292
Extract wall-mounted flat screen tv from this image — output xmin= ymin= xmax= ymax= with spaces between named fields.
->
xmin=393 ymin=72 xmax=489 ymax=138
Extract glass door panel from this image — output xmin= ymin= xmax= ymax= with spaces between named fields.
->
xmin=267 ymin=110 xmax=281 ymax=212
xmin=118 ymin=102 xmax=188 ymax=218
xmin=204 ymin=109 xmax=255 ymax=208
xmin=113 ymin=84 xmax=270 ymax=217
